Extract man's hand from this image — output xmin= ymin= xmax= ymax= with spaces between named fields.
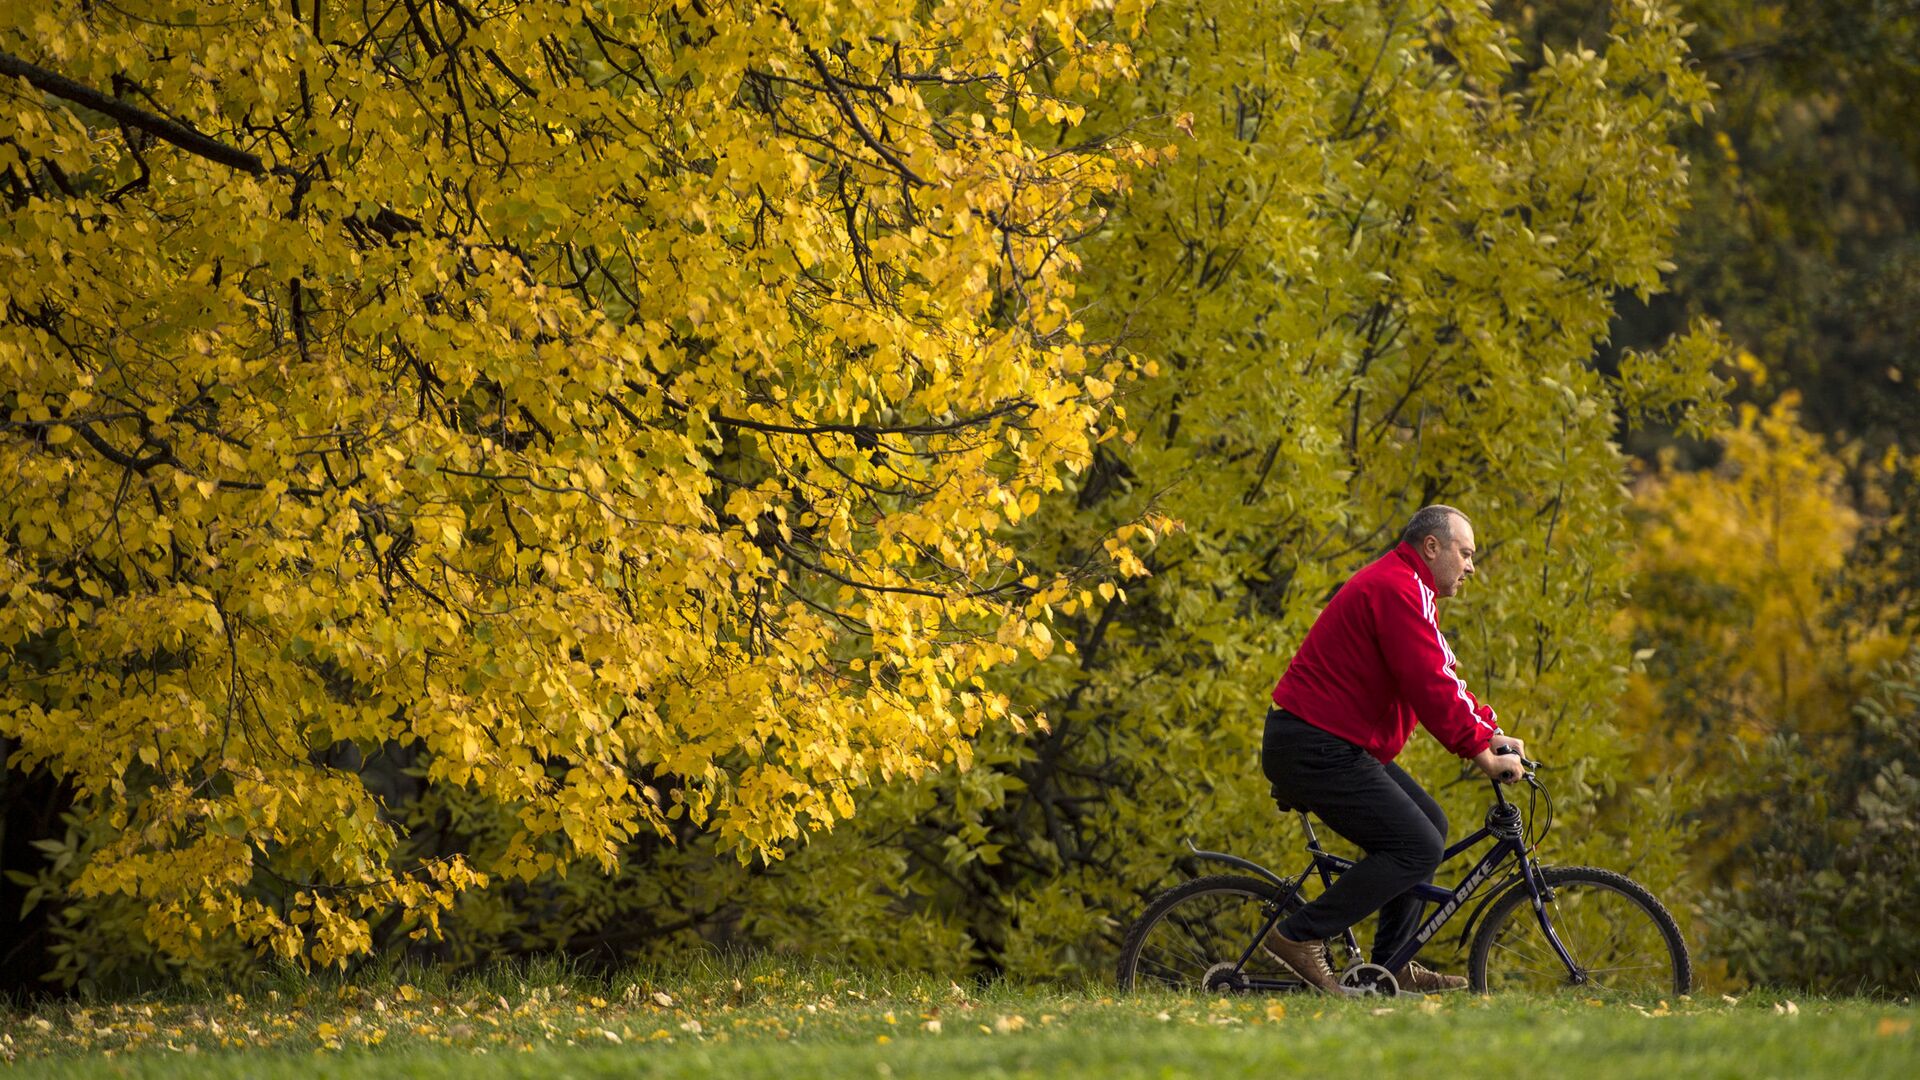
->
xmin=1471 ymin=735 xmax=1529 ymax=783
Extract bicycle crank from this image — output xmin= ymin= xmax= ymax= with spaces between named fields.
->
xmin=1338 ymin=963 xmax=1400 ymax=996
xmin=1200 ymin=962 xmax=1252 ymax=994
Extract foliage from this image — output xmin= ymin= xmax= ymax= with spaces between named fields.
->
xmin=1 ymin=0 xmax=1750 ymax=988
xmin=1604 ymin=0 xmax=1920 ymax=457
xmin=0 ymin=0 xmax=1151 ymax=979
xmin=1625 ymin=396 xmax=1873 ymax=769
xmin=647 ymin=0 xmax=1730 ymax=978
xmin=1698 ymin=649 xmax=1920 ymax=994
xmin=1620 ymin=393 xmax=1917 ymax=988
xmin=1574 ymin=0 xmax=1920 ymax=994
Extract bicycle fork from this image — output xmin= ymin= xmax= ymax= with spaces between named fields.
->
xmin=1517 ymin=857 xmax=1588 ymax=985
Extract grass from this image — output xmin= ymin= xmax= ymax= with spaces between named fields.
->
xmin=2 ymin=955 xmax=1914 ymax=1078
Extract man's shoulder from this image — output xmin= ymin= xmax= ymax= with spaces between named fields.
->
xmin=1348 ymin=550 xmax=1421 ymax=597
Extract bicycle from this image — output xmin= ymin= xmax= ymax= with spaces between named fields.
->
xmin=1114 ymin=748 xmax=1692 ymax=997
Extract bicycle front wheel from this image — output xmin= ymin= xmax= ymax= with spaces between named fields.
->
xmin=1115 ymin=874 xmax=1302 ymax=991
xmin=1469 ymin=866 xmax=1691 ymax=997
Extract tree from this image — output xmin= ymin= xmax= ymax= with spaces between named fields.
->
xmin=1621 ymin=394 xmax=1917 ymax=988
xmin=0 ymin=0 xmax=1149 ymax=979
xmin=1603 ymin=0 xmax=1920 ymax=458
xmin=932 ymin=0 xmax=1730 ymax=975
xmin=544 ymin=0 xmax=1733 ymax=978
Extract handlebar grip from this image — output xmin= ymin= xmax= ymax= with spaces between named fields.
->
xmin=1493 ymin=746 xmax=1541 ymax=770
xmin=1492 ymin=744 xmax=1539 ymax=781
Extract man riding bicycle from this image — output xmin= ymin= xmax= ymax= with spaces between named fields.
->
xmin=1262 ymin=505 xmax=1527 ymax=994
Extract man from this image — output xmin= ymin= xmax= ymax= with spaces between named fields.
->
xmin=1261 ymin=505 xmax=1526 ymax=994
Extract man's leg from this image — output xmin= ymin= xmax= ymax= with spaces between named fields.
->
xmin=1262 ymin=715 xmax=1445 ymax=947
xmin=1369 ymin=762 xmax=1448 ymax=966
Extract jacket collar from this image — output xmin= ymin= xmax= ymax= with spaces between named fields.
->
xmin=1390 ymin=541 xmax=1438 ymax=591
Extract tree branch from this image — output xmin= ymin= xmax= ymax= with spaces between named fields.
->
xmin=802 ymin=46 xmax=927 ymax=186
xmin=0 ymin=50 xmax=278 ymax=176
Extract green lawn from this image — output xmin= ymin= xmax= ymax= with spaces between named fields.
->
xmin=3 ymin=959 xmax=1913 ymax=1078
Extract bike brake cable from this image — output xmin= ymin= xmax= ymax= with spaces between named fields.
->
xmin=1524 ymin=775 xmax=1554 ymax=853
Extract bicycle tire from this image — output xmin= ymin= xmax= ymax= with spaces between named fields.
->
xmin=1115 ymin=874 xmax=1303 ymax=991
xmin=1468 ymin=866 xmax=1691 ymax=997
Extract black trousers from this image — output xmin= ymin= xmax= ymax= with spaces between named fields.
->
xmin=1262 ymin=707 xmax=1448 ymax=966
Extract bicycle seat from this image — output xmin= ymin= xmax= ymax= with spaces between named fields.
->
xmin=1269 ymin=782 xmax=1307 ymax=814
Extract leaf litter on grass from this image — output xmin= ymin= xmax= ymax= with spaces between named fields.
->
xmin=0 ymin=961 xmax=1915 ymax=1074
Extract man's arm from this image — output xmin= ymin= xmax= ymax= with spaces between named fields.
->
xmin=1372 ymin=571 xmax=1501 ymax=758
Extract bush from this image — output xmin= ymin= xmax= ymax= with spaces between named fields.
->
xmin=1702 ymin=649 xmax=1920 ymax=994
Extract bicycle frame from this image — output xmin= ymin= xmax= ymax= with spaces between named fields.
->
xmin=1188 ymin=780 xmax=1585 ymax=990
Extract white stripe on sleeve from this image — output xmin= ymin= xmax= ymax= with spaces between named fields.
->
xmin=1415 ymin=574 xmax=1498 ymax=734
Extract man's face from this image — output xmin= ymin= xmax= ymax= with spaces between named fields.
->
xmin=1420 ymin=518 xmax=1476 ymax=598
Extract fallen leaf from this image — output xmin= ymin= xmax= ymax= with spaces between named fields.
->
xmin=1265 ymin=1002 xmax=1288 ymax=1022
xmin=1876 ymin=1017 xmax=1910 ymax=1037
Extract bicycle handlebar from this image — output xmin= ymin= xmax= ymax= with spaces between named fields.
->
xmin=1493 ymin=745 xmax=1541 ymax=783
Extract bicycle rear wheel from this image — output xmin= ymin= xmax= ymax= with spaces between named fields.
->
xmin=1468 ymin=866 xmax=1691 ymax=997
xmin=1115 ymin=874 xmax=1303 ymax=992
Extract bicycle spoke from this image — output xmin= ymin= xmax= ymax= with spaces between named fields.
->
xmin=1140 ymin=942 xmax=1199 ymax=975
xmin=1582 ymin=962 xmax=1667 ymax=975
xmin=1545 ymin=899 xmax=1589 ymax=968
xmin=1136 ymin=951 xmax=1197 ymax=985
xmin=1152 ymin=907 xmax=1213 ymax=957
xmin=1144 ymin=939 xmax=1208 ymax=976
xmin=1489 ymin=959 xmax=1562 ymax=979
xmin=1492 ymin=938 xmax=1559 ymax=966
xmin=1161 ymin=912 xmax=1222 ymax=968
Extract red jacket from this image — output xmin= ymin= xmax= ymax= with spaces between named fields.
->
xmin=1272 ymin=543 xmax=1500 ymax=763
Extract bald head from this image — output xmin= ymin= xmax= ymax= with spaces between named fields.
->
xmin=1402 ymin=505 xmax=1476 ymax=597
xmin=1400 ymin=505 xmax=1466 ymax=548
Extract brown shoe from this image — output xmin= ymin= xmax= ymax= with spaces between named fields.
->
xmin=1393 ymin=960 xmax=1467 ymax=993
xmin=1261 ymin=930 xmax=1343 ymax=994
